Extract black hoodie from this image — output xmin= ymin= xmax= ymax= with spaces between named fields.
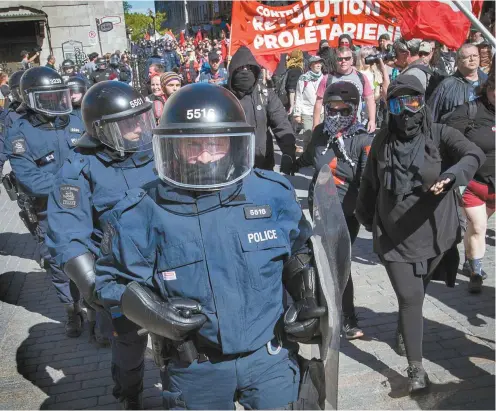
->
xmin=228 ymin=46 xmax=295 ymax=170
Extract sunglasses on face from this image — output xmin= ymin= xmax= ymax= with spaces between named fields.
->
xmin=337 ymin=56 xmax=352 ymax=62
xmin=326 ymin=104 xmax=354 ymax=117
xmin=388 ymin=95 xmax=425 ymax=115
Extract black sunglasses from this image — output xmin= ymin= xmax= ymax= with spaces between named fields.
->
xmin=326 ymin=105 xmax=354 ymax=117
xmin=337 ymin=56 xmax=352 ymax=62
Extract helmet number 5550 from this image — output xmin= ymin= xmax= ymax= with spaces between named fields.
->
xmin=186 ymin=108 xmax=215 ymax=120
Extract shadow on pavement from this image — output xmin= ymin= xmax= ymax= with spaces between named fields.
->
xmin=16 ymin=322 xmax=162 ymax=410
xmin=0 ymin=232 xmax=39 ymax=262
xmin=341 ymin=306 xmax=495 ymax=409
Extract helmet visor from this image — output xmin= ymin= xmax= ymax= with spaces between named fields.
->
xmin=388 ymin=95 xmax=425 ymax=115
xmin=98 ymin=109 xmax=155 ymax=152
xmin=28 ymin=89 xmax=72 ymax=115
xmin=153 ymin=132 xmax=255 ymax=191
xmin=69 ymin=87 xmax=86 ymax=105
xmin=11 ymin=87 xmax=21 ymax=103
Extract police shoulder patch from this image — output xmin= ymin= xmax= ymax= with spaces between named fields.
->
xmin=101 ymin=223 xmax=116 ymax=255
xmin=59 ymin=184 xmax=80 ymax=209
xmin=244 ymin=205 xmax=272 ymax=220
xmin=12 ymin=138 xmax=26 ymax=154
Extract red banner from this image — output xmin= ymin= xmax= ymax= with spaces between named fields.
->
xmin=230 ymin=0 xmax=402 ymax=71
xmin=230 ymin=0 xmax=482 ymax=72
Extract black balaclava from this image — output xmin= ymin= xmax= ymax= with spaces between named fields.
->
xmin=231 ymin=67 xmax=256 ymax=98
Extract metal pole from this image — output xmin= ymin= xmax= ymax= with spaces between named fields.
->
xmin=451 ymin=0 xmax=496 ymax=48
xmin=95 ymin=18 xmax=103 ymax=55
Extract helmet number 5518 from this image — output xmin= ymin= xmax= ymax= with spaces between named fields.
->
xmin=186 ymin=108 xmax=215 ymax=120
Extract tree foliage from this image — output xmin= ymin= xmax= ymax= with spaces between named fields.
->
xmin=124 ymin=9 xmax=168 ymax=41
xmin=123 ymin=1 xmax=132 ymax=13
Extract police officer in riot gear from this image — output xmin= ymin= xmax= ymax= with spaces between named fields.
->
xmin=94 ymin=83 xmax=326 ymax=409
xmin=47 ymin=80 xmax=158 ymax=408
xmin=64 ymin=76 xmax=87 ymax=121
xmin=61 ymin=59 xmax=76 ymax=83
xmin=163 ymin=40 xmax=181 ymax=72
xmin=0 ymin=70 xmax=26 ymax=177
xmin=144 ymin=47 xmax=165 ymax=79
xmin=4 ymin=66 xmax=86 ymax=337
xmin=89 ymin=57 xmax=112 ymax=84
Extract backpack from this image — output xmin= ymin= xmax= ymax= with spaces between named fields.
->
xmin=274 ymin=70 xmax=289 ymax=107
xmin=403 ymin=64 xmax=449 ymax=101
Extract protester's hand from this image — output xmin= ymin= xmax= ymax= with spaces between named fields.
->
xmin=294 ymin=116 xmax=302 ymax=124
xmin=430 ymin=177 xmax=452 ymax=195
xmin=377 ymin=58 xmax=385 ymax=70
xmin=367 ymin=120 xmax=376 ymax=133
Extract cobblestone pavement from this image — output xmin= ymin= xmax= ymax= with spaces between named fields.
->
xmin=0 ymin=161 xmax=494 ymax=410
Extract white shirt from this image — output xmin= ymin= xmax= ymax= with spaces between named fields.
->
xmin=293 ymin=74 xmax=324 ymax=116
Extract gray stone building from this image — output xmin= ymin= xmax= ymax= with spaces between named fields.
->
xmin=0 ymin=1 xmax=127 ymax=73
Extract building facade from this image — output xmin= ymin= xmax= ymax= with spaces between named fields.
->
xmin=155 ymin=0 xmax=232 ymax=33
xmin=0 ymin=1 xmax=127 ymax=73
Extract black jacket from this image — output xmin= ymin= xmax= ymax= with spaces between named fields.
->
xmin=356 ymin=123 xmax=485 ymax=263
xmin=445 ymin=97 xmax=495 ymax=189
xmin=297 ymin=125 xmax=373 ymax=216
xmin=228 ymin=46 xmax=295 ymax=170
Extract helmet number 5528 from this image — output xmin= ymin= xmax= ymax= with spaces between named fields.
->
xmin=186 ymin=108 xmax=215 ymax=120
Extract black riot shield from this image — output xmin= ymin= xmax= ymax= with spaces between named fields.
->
xmin=310 ymin=164 xmax=351 ymax=410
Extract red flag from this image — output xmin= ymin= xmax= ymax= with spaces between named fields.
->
xmin=179 ymin=30 xmax=185 ymax=47
xmin=194 ymin=30 xmax=202 ymax=47
xmin=399 ymin=0 xmax=484 ymax=49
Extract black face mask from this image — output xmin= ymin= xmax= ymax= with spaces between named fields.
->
xmin=392 ymin=111 xmax=423 ymax=139
xmin=232 ymin=70 xmax=256 ymax=95
xmin=183 ymin=155 xmax=234 ymax=188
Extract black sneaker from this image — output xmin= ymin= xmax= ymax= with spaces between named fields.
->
xmin=342 ymin=314 xmax=364 ymax=340
xmin=396 ymin=329 xmax=406 ymax=357
xmin=468 ymin=274 xmax=483 ymax=294
xmin=120 ymin=393 xmax=143 ymax=410
xmin=406 ymin=365 xmax=430 ymax=394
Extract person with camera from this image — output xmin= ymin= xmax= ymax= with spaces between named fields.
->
xmin=21 ymin=49 xmax=40 ymax=70
xmin=313 ymin=47 xmax=376 ymax=133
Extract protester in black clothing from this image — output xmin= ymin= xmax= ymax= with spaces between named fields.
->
xmin=317 ymin=40 xmax=337 ymax=75
xmin=446 ymin=75 xmax=495 ymax=293
xmin=228 ymin=46 xmax=296 ymax=173
xmin=286 ymin=49 xmax=304 ymax=114
xmin=295 ymin=81 xmax=373 ymax=340
xmin=356 ymin=75 xmax=485 ymax=394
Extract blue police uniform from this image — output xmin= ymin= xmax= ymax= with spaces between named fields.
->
xmin=71 ymin=107 xmax=83 ymax=123
xmin=0 ymin=105 xmax=23 ymax=174
xmin=46 ymin=148 xmax=158 ymax=400
xmin=4 ymin=111 xmax=85 ymax=304
xmin=163 ymin=51 xmax=181 ymax=73
xmin=144 ymin=56 xmax=165 ymax=78
xmin=95 ymin=169 xmax=312 ymax=409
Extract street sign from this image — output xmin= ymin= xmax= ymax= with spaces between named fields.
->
xmin=99 ymin=22 xmax=113 ymax=32
xmin=101 ymin=16 xmax=121 ymax=25
xmin=88 ymin=30 xmax=97 ymax=46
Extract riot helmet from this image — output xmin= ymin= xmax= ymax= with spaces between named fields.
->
xmin=8 ymin=70 xmax=24 ymax=103
xmin=96 ymin=57 xmax=107 ymax=70
xmin=165 ymin=41 xmax=173 ymax=51
xmin=79 ymin=81 xmax=155 ymax=153
xmin=20 ymin=66 xmax=72 ymax=116
xmin=65 ymin=76 xmax=87 ymax=107
xmin=109 ymin=54 xmax=120 ymax=68
xmin=61 ymin=59 xmax=76 ymax=75
xmin=153 ymin=83 xmax=255 ymax=191
xmin=153 ymin=47 xmax=163 ymax=57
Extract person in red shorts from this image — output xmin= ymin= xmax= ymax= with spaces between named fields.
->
xmin=446 ymin=72 xmax=495 ymax=293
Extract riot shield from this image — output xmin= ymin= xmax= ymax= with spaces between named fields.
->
xmin=310 ymin=164 xmax=351 ymax=410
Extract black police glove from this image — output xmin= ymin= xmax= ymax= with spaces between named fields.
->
xmin=63 ymin=253 xmax=100 ymax=309
xmin=121 ymin=281 xmax=207 ymax=341
xmin=280 ymin=154 xmax=296 ymax=176
xmin=283 ymin=254 xmax=327 ymax=343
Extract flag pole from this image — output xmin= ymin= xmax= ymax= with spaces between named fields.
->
xmin=451 ymin=0 xmax=495 ymax=48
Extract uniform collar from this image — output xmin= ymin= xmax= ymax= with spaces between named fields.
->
xmin=95 ymin=150 xmax=154 ymax=168
xmin=155 ymin=181 xmax=251 ymax=205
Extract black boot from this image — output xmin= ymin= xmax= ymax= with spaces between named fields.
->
xmin=395 ymin=329 xmax=406 ymax=357
xmin=407 ymin=365 xmax=430 ymax=394
xmin=468 ymin=273 xmax=483 ymax=294
xmin=88 ymin=321 xmax=111 ymax=347
xmin=342 ymin=314 xmax=364 ymax=340
xmin=64 ymin=301 xmax=83 ymax=338
xmin=120 ymin=393 xmax=143 ymax=410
